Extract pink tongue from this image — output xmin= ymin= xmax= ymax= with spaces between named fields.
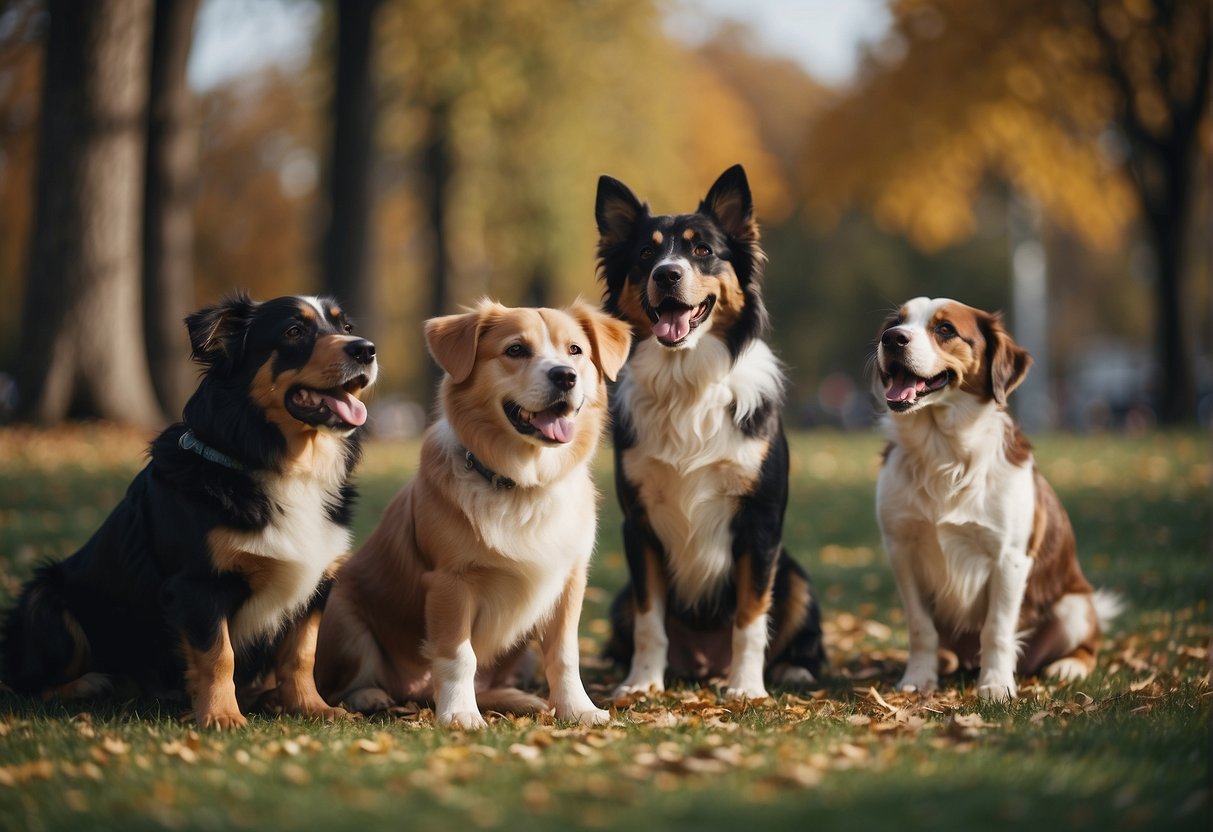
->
xmin=320 ymin=390 xmax=368 ymax=426
xmin=653 ymin=308 xmax=694 ymax=343
xmin=886 ymin=370 xmax=925 ymax=404
xmin=529 ymin=410 xmax=574 ymax=444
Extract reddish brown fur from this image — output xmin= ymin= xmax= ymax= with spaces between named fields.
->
xmin=183 ymin=620 xmax=244 ymax=730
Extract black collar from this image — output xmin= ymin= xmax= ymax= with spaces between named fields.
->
xmin=463 ymin=448 xmax=515 ymax=490
xmin=179 ymin=429 xmax=252 ymax=472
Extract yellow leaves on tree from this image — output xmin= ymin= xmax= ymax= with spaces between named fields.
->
xmin=801 ymin=0 xmax=1167 ymax=252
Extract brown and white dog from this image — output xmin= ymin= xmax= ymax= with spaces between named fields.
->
xmin=315 ymin=299 xmax=631 ymax=728
xmin=874 ymin=296 xmax=1119 ymax=700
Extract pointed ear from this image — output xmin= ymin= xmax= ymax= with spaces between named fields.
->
xmin=698 ymin=164 xmax=754 ymax=239
xmin=984 ymin=313 xmax=1032 ymax=406
xmin=185 ymin=291 xmax=257 ymax=368
xmin=595 ymin=175 xmax=646 ymax=248
xmin=569 ymin=300 xmax=632 ymax=382
xmin=425 ymin=308 xmax=486 ymax=385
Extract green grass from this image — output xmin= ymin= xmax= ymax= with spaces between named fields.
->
xmin=0 ymin=426 xmax=1208 ymax=831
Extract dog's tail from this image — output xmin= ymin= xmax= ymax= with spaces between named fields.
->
xmin=1093 ymin=589 xmax=1127 ymax=631
xmin=475 ymin=687 xmax=549 ymax=716
xmin=1 ymin=561 xmax=96 ymax=696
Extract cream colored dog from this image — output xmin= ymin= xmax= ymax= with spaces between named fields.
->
xmin=315 ymin=299 xmax=631 ymax=728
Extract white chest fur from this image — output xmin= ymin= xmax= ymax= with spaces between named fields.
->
xmin=618 ymin=337 xmax=782 ymax=604
xmin=877 ymin=408 xmax=1036 ymax=632
xmin=224 ymin=468 xmax=352 ymax=647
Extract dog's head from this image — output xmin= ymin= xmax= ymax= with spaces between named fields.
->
xmin=595 ymin=165 xmax=768 ymax=356
xmin=425 ymin=299 xmax=631 ymax=482
xmin=183 ymin=293 xmax=378 ymax=465
xmin=874 ymin=296 xmax=1031 ymax=415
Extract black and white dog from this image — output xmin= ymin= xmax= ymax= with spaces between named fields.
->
xmin=596 ymin=165 xmax=826 ymax=699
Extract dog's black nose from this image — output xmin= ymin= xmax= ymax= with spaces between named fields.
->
xmin=653 ymin=263 xmax=683 ymax=287
xmin=345 ymin=339 xmax=376 ymax=365
xmin=881 ymin=328 xmax=909 ymax=348
xmin=548 ymin=365 xmax=577 ymax=391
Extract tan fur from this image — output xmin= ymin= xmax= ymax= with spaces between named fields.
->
xmin=183 ymin=620 xmax=245 ymax=730
xmin=316 ymin=300 xmax=630 ymax=726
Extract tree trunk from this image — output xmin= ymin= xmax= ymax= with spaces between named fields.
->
xmin=144 ymin=0 xmax=201 ymax=419
xmin=423 ymin=106 xmax=451 ymax=417
xmin=17 ymin=0 xmax=164 ymax=428
xmin=322 ymin=0 xmax=380 ymax=329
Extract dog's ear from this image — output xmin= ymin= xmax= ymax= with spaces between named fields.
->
xmin=595 ymin=175 xmax=646 ymax=248
xmin=568 ymin=300 xmax=632 ymax=382
xmin=425 ymin=309 xmax=484 ymax=384
xmin=185 ymin=292 xmax=258 ymax=369
xmin=699 ymin=164 xmax=756 ymax=241
xmin=983 ymin=312 xmax=1032 ymax=406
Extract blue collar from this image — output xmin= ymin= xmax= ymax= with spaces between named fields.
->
xmin=178 ymin=429 xmax=252 ymax=472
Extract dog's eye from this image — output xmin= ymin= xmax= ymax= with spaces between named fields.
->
xmin=505 ymin=343 xmax=529 ymax=358
xmin=936 ymin=322 xmax=956 ymax=338
xmin=343 ymin=323 xmax=353 ymax=334
xmin=285 ymin=325 xmax=304 ymax=340
xmin=569 ymin=344 xmax=583 ymax=356
xmin=693 ymin=244 xmax=712 ymax=257
xmin=639 ymin=247 xmax=654 ymax=260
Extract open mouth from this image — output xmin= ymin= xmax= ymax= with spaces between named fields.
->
xmin=883 ymin=363 xmax=951 ymax=412
xmin=285 ymin=375 xmax=370 ymax=429
xmin=649 ymin=296 xmax=715 ymax=346
xmin=504 ymin=400 xmax=575 ymax=444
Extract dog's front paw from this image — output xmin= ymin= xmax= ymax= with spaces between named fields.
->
xmin=723 ymin=684 xmax=770 ymax=701
xmin=197 ymin=709 xmax=248 ymax=731
xmin=344 ymin=687 xmax=394 ymax=714
xmin=436 ymin=710 xmax=488 ymax=730
xmin=1043 ymin=657 xmax=1090 ymax=683
xmin=556 ymin=705 xmax=611 ymax=726
xmin=770 ymin=664 xmax=817 ymax=690
xmin=976 ymin=670 xmax=1017 ymax=701
xmin=612 ymin=677 xmax=664 ymax=700
xmin=896 ymin=671 xmax=938 ymax=695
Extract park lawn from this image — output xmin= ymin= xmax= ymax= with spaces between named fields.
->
xmin=0 ymin=424 xmax=1208 ymax=832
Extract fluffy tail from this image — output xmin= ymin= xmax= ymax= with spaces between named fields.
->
xmin=1 ymin=561 xmax=92 ymax=695
xmin=1093 ymin=589 xmax=1127 ymax=631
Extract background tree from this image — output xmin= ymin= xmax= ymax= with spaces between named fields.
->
xmin=802 ymin=0 xmax=1210 ymax=424
xmin=321 ymin=0 xmax=381 ymax=331
xmin=143 ymin=0 xmax=202 ymax=418
xmin=17 ymin=0 xmax=164 ymax=427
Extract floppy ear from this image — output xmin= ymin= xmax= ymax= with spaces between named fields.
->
xmin=984 ymin=313 xmax=1032 ymax=406
xmin=595 ymin=175 xmax=646 ymax=249
xmin=569 ymin=300 xmax=632 ymax=382
xmin=425 ymin=308 xmax=488 ymax=384
xmin=185 ymin=291 xmax=258 ymax=369
xmin=699 ymin=164 xmax=755 ymax=241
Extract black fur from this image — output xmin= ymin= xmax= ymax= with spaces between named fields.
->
xmin=596 ymin=166 xmax=826 ymax=690
xmin=1 ymin=293 xmax=375 ymax=720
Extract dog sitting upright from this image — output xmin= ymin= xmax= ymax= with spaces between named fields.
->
xmin=595 ymin=165 xmax=826 ymax=700
xmin=315 ymin=299 xmax=631 ymax=728
xmin=874 ymin=296 xmax=1120 ymax=700
xmin=1 ymin=293 xmax=377 ymax=728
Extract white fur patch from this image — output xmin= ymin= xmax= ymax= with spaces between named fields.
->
xmin=617 ymin=337 xmax=783 ymax=605
xmin=614 ymin=599 xmax=668 ymax=696
xmin=725 ymin=613 xmax=770 ymax=699
xmin=223 ymin=448 xmax=352 ymax=648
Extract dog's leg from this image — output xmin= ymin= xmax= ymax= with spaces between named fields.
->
xmin=724 ymin=551 xmax=774 ymax=700
xmin=425 ymin=572 xmax=485 ymax=729
xmin=977 ymin=549 xmax=1032 ymax=700
xmin=612 ymin=536 xmax=669 ymax=698
xmin=274 ymin=609 xmax=347 ymax=720
xmin=887 ymin=536 xmax=940 ymax=694
xmin=1026 ymin=592 xmax=1101 ymax=682
xmin=766 ymin=554 xmax=826 ymax=689
xmin=182 ymin=619 xmax=246 ymax=730
xmin=542 ymin=560 xmax=610 ymax=725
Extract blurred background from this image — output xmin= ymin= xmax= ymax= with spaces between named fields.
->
xmin=0 ymin=0 xmax=1208 ymax=436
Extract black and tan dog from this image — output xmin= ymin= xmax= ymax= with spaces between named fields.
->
xmin=1 ymin=293 xmax=376 ymax=728
xmin=595 ymin=165 xmax=826 ymax=699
